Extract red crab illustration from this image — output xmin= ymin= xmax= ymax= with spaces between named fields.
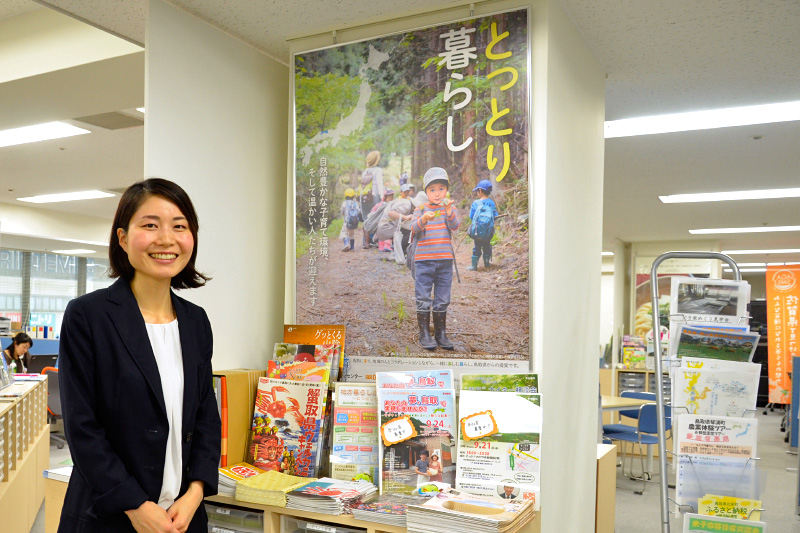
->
xmin=255 ymin=385 xmax=304 ymax=425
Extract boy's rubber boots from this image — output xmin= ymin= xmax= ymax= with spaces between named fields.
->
xmin=483 ymin=255 xmax=490 ymax=269
xmin=432 ymin=311 xmax=455 ymax=350
xmin=417 ymin=312 xmax=437 ymax=350
xmin=468 ymin=255 xmax=479 ymax=271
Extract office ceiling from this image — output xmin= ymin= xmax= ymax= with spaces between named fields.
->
xmin=2 ymin=0 xmax=799 ymax=266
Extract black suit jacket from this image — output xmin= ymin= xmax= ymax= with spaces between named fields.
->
xmin=58 ymin=278 xmax=221 ymax=532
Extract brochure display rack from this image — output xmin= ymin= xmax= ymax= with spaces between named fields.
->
xmin=648 ymin=252 xmax=765 ymax=533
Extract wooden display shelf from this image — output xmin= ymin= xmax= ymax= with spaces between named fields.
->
xmin=0 ymin=379 xmax=50 ymax=533
xmin=206 ymin=493 xmax=541 ymax=533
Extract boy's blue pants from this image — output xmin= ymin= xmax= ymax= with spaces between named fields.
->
xmin=414 ymin=259 xmax=453 ymax=312
xmin=472 ymin=239 xmax=492 ymax=260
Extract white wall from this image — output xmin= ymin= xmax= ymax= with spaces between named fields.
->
xmin=532 ymin=0 xmax=605 ymax=529
xmin=145 ymin=0 xmax=289 ymax=369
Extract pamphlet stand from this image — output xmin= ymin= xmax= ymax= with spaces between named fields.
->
xmin=648 ymin=252 xmax=743 ymax=533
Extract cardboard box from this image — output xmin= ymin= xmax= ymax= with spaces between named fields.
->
xmin=212 ymin=368 xmax=266 ymax=465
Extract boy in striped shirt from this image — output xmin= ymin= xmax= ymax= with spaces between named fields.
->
xmin=411 ymin=167 xmax=460 ymax=351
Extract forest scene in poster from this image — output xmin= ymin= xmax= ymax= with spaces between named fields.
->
xmin=294 ymin=9 xmax=530 ymax=360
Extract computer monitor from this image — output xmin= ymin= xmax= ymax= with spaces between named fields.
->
xmin=27 ymin=354 xmax=58 ymax=374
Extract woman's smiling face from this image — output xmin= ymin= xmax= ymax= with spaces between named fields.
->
xmin=117 ymin=195 xmax=194 ymax=285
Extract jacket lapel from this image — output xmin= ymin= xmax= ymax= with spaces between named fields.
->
xmin=173 ymin=294 xmax=198 ymax=433
xmin=107 ymin=278 xmax=167 ymax=418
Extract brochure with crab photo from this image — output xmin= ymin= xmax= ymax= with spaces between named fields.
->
xmin=376 ymin=370 xmax=456 ymax=495
xmin=455 ymin=390 xmax=542 ymax=510
xmin=246 ymin=377 xmax=328 ymax=478
xmin=269 ymin=342 xmax=341 ymax=383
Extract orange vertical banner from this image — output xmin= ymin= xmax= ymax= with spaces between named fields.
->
xmin=766 ymin=266 xmax=800 ymax=404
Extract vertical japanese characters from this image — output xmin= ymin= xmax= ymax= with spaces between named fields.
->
xmin=305 ymin=157 xmax=330 ymax=307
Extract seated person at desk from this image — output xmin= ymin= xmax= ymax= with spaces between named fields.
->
xmin=2 ymin=332 xmax=33 ymax=373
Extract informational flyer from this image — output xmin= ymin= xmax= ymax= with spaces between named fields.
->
xmin=676 ymin=415 xmax=758 ymax=458
xmin=330 ymin=383 xmax=379 ymax=483
xmin=683 ymin=513 xmax=765 ymax=532
xmin=376 ymin=370 xmax=456 ymax=495
xmin=455 ymin=390 xmax=542 ymax=509
xmin=672 ymin=361 xmax=760 ymax=417
xmin=293 ymin=9 xmax=531 ymax=361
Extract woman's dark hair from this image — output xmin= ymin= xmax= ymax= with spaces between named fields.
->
xmin=6 ymin=332 xmax=33 ymax=355
xmin=108 ymin=178 xmax=210 ymax=289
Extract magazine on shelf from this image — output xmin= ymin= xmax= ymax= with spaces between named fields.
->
xmin=269 ymin=342 xmax=341 ymax=383
xmin=377 ymin=370 xmax=456 ymax=495
xmin=351 ymin=492 xmax=430 ymax=527
xmin=669 ymin=324 xmax=759 ymax=362
xmin=286 ymin=477 xmax=377 ymax=515
xmin=283 ymin=324 xmax=346 ymax=373
xmin=670 ymin=277 xmax=750 ymax=325
xmin=455 ymin=388 xmax=542 ymax=510
xmin=246 ymin=377 xmax=328 ymax=477
xmin=217 ymin=462 xmax=266 ymax=496
xmin=330 ymin=382 xmax=379 ymax=484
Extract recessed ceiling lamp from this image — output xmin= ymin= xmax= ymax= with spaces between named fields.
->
xmin=601 ymin=251 xmax=614 ymax=256
xmin=605 ymin=100 xmax=800 ymax=138
xmin=660 ymin=187 xmax=800 ymax=204
xmin=51 ymin=249 xmax=96 ymax=255
xmin=17 ymin=190 xmax=114 ymax=203
xmin=722 ymin=248 xmax=800 ymax=255
xmin=723 ymin=268 xmax=767 ymax=273
xmin=689 ymin=225 xmax=800 ymax=234
xmin=0 ymin=121 xmax=90 ymax=148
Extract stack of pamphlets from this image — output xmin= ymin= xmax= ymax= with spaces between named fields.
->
xmin=351 ymin=493 xmax=429 ymax=528
xmin=286 ymin=478 xmax=378 ymax=515
xmin=376 ymin=370 xmax=456 ymax=495
xmin=234 ymin=470 xmax=314 ymax=507
xmin=217 ymin=462 xmax=266 ymax=497
xmin=406 ymin=488 xmax=535 ymax=533
xmin=246 ymin=377 xmax=328 ymax=477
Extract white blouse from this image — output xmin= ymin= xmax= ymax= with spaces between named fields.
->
xmin=145 ymin=320 xmax=184 ymax=510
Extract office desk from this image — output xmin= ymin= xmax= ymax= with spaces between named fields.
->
xmin=601 ymin=395 xmax=651 ymax=412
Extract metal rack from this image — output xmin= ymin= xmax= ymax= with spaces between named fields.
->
xmin=649 ymin=251 xmax=742 ymax=533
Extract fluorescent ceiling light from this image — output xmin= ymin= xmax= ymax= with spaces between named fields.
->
xmin=735 ymin=263 xmax=766 ymax=267
xmin=601 ymin=251 xmax=614 ymax=256
xmin=137 ymin=107 xmax=145 ymax=113
xmin=605 ymin=100 xmax=800 ymax=138
xmin=722 ymin=248 xmax=800 ymax=255
xmin=660 ymin=187 xmax=800 ymax=204
xmin=51 ymin=249 xmax=95 ymax=255
xmin=690 ymin=225 xmax=800 ymax=234
xmin=0 ymin=121 xmax=90 ymax=148
xmin=724 ymin=268 xmax=767 ymax=273
xmin=17 ymin=190 xmax=114 ymax=203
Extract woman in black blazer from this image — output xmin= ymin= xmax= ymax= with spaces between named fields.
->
xmin=58 ymin=178 xmax=221 ymax=533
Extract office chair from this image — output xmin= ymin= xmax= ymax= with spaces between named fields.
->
xmin=42 ymin=366 xmax=68 ymax=450
xmin=605 ymin=402 xmax=672 ymax=495
xmin=602 ymin=390 xmax=656 ymax=436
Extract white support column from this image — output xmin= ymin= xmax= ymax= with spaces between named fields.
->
xmin=145 ymin=0 xmax=289 ymax=369
xmin=532 ymin=0 xmax=605 ymax=529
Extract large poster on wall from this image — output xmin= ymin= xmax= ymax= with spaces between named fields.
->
xmin=766 ymin=265 xmax=800 ymax=404
xmin=293 ymin=9 xmax=530 ymax=362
